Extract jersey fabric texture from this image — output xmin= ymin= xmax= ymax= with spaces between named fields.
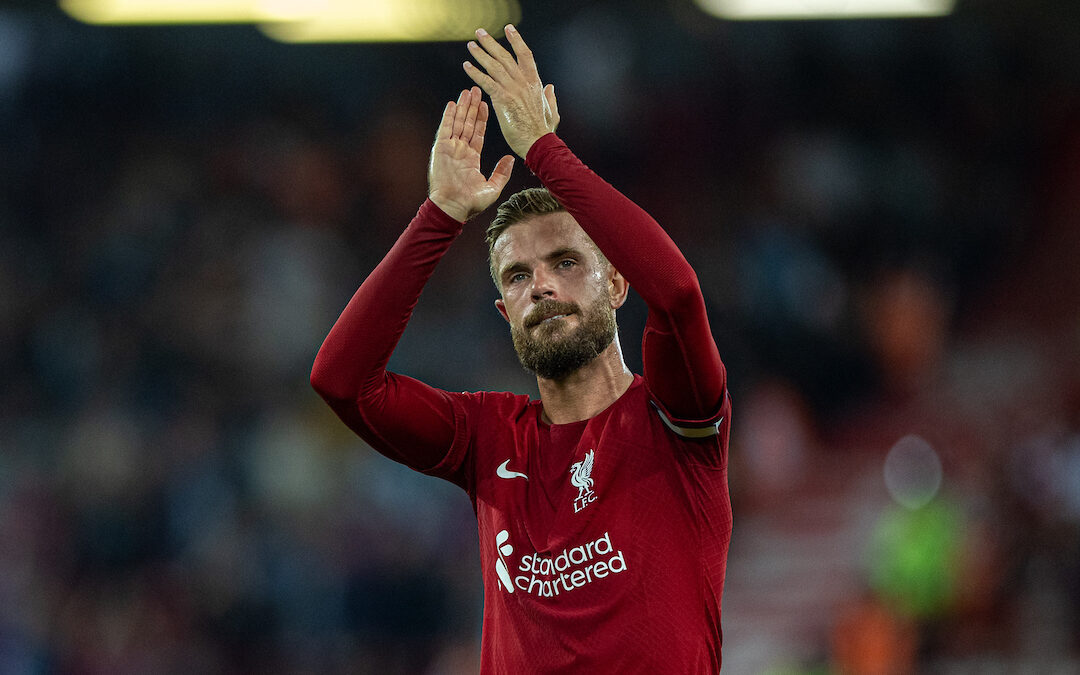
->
xmin=430 ymin=376 xmax=731 ymax=673
xmin=312 ymin=133 xmax=732 ymax=673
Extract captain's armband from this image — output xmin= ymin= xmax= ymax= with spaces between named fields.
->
xmin=650 ymin=392 xmax=727 ymax=440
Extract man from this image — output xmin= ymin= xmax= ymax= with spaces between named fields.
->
xmin=311 ymin=25 xmax=731 ymax=673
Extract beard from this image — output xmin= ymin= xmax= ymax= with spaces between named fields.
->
xmin=510 ymin=297 xmax=618 ymax=381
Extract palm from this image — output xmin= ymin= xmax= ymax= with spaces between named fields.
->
xmin=428 ymin=87 xmax=514 ymax=222
xmin=431 ymin=137 xmax=491 ymax=203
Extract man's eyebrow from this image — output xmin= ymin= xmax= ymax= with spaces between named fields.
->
xmin=499 ymin=261 xmax=530 ymax=280
xmin=543 ymin=247 xmax=584 ymax=262
xmin=498 ymin=248 xmax=586 ymax=280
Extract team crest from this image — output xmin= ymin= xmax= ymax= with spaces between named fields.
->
xmin=570 ymin=449 xmax=598 ymax=513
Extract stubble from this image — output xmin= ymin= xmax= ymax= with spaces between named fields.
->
xmin=510 ymin=297 xmax=617 ymax=381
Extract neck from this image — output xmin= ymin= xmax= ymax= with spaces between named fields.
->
xmin=536 ymin=336 xmax=634 ymax=424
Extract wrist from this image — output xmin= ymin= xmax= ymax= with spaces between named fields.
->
xmin=513 ymin=131 xmax=547 ymax=159
xmin=523 ymin=131 xmax=560 ymax=168
xmin=428 ymin=193 xmax=469 ymax=222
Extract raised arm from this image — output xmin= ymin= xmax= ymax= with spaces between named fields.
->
xmin=310 ymin=88 xmax=514 ymax=471
xmin=464 ymin=26 xmax=726 ymax=423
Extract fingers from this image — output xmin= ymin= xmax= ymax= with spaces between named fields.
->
xmin=463 ymin=59 xmax=497 ymax=95
xmin=487 ymin=154 xmax=515 ymax=192
xmin=503 ymin=24 xmax=538 ymax=77
xmin=465 ymin=26 xmax=531 ymax=92
xmin=544 ymin=83 xmax=560 ymax=129
xmin=436 ymin=100 xmax=456 ymax=141
xmin=451 ymin=88 xmax=470 ymax=139
xmin=473 ymin=27 xmax=518 ymax=76
xmin=461 ymin=86 xmax=481 ymax=145
xmin=437 ymin=87 xmax=487 ymax=147
xmin=466 ymin=39 xmax=510 ymax=91
xmin=469 ymin=100 xmax=489 ymax=153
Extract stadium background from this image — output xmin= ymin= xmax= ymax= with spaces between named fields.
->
xmin=1 ymin=0 xmax=1078 ymax=671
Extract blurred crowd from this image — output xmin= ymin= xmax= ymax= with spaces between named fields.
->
xmin=1 ymin=1 xmax=1078 ymax=673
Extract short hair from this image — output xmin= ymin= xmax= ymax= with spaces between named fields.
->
xmin=485 ymin=187 xmax=566 ymax=288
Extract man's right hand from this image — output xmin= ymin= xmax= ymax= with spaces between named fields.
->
xmin=428 ymin=86 xmax=515 ymax=222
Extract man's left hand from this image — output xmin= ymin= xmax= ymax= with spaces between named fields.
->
xmin=464 ymin=24 xmax=560 ymax=159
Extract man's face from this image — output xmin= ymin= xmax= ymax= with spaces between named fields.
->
xmin=492 ymin=212 xmax=627 ymax=380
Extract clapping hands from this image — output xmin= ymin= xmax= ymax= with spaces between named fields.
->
xmin=464 ymin=24 xmax=560 ymax=159
xmin=427 ymin=25 xmax=559 ymax=222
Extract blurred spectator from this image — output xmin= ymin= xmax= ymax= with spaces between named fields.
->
xmin=831 ymin=591 xmax=918 ymax=675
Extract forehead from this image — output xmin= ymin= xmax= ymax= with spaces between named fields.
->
xmin=491 ymin=211 xmax=597 ymax=267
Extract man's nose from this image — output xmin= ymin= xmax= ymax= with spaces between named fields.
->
xmin=530 ymin=267 xmax=557 ymax=301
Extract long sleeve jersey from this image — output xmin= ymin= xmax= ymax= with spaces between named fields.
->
xmin=311 ymin=133 xmax=732 ymax=673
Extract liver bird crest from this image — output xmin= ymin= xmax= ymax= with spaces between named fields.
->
xmin=570 ymin=450 xmax=597 ymax=512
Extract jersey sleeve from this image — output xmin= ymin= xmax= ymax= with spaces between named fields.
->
xmin=525 ymin=134 xmax=727 ymax=431
xmin=310 ymin=199 xmax=475 ymax=488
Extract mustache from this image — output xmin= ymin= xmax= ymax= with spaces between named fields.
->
xmin=523 ymin=300 xmax=580 ymax=329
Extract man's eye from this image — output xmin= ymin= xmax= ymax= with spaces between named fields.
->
xmin=558 ymin=259 xmax=576 ymax=269
xmin=510 ymin=273 xmax=528 ymax=283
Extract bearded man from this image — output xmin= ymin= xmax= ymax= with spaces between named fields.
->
xmin=311 ymin=25 xmax=732 ymax=673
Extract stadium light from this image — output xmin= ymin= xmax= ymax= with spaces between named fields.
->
xmin=694 ymin=0 xmax=956 ymax=20
xmin=60 ymin=0 xmax=521 ymax=42
xmin=260 ymin=0 xmax=520 ymax=43
xmin=60 ymin=0 xmax=316 ymax=24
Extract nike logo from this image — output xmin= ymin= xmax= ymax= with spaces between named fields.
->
xmin=497 ymin=459 xmax=529 ymax=481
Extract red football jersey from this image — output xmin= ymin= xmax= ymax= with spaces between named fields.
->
xmin=312 ymin=133 xmax=732 ymax=672
xmin=426 ymin=377 xmax=731 ymax=673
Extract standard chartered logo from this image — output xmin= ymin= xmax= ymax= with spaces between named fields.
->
xmin=494 ymin=530 xmax=516 ymax=593
xmin=492 ymin=530 xmax=628 ymax=598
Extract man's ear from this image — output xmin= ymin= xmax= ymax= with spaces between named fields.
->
xmin=495 ymin=298 xmax=510 ymax=323
xmin=608 ymin=268 xmax=630 ymax=310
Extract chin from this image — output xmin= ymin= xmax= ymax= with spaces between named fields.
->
xmin=535 ymin=314 xmax=576 ymax=330
xmin=533 ymin=321 xmax=575 ymax=341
